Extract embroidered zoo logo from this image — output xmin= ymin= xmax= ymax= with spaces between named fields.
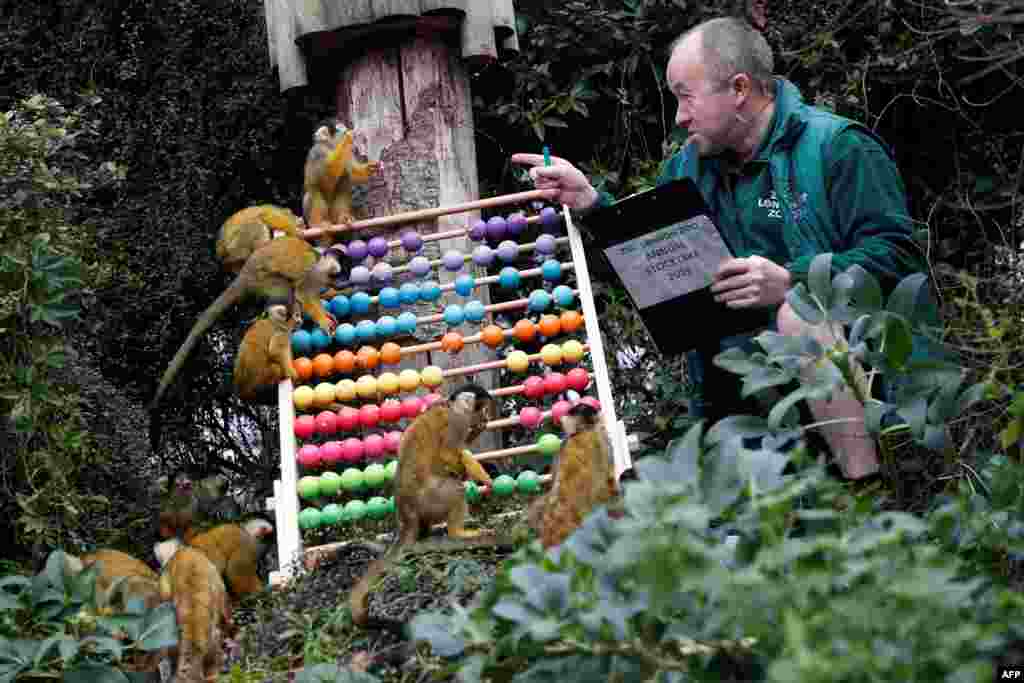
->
xmin=757 ymin=190 xmax=783 ymax=219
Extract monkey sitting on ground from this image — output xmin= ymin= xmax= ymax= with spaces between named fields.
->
xmin=348 ymin=383 xmax=496 ymax=630
xmin=527 ymin=403 xmax=618 ymax=548
xmin=154 ymin=539 xmax=231 ymax=683
xmin=216 ymin=205 xmax=302 ymax=275
xmin=61 ymin=549 xmax=162 ymax=615
xmin=150 ymin=239 xmax=347 ymax=409
xmin=233 ymin=299 xmax=302 ymax=404
xmin=183 ymin=519 xmax=274 ymax=600
xmin=303 ymin=120 xmax=379 ymax=245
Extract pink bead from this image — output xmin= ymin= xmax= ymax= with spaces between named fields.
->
xmin=522 ymin=375 xmax=546 ymax=399
xmin=566 ymin=368 xmax=590 ymax=391
xmin=401 ymin=396 xmax=424 ymax=419
xmin=297 ymin=444 xmax=321 ymax=467
xmin=363 ymin=433 xmax=385 ymax=460
xmin=341 ymin=437 xmax=364 ymax=464
xmin=337 ymin=407 xmax=360 ymax=432
xmin=551 ymin=400 xmax=573 ymax=423
xmin=422 ymin=392 xmax=444 ymax=408
xmin=320 ymin=441 xmax=343 ymax=465
xmin=294 ymin=415 xmax=316 ymax=440
xmin=519 ymin=406 xmax=543 ymax=429
xmin=380 ymin=399 xmax=403 ymax=423
xmin=384 ymin=431 xmax=403 ymax=453
xmin=314 ymin=410 xmax=337 ymax=436
xmin=359 ymin=404 xmax=380 ymax=429
xmin=579 ymin=396 xmax=601 ymax=411
xmin=543 ymin=372 xmax=567 ymax=396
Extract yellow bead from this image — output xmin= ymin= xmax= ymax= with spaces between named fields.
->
xmin=399 ymin=369 xmax=421 ymax=392
xmin=293 ymin=385 xmax=315 ymax=411
xmin=421 ymin=365 xmax=444 ymax=388
xmin=335 ymin=378 xmax=357 ymax=402
xmin=356 ymin=375 xmax=379 ymax=399
xmin=313 ymin=382 xmax=336 ymax=407
xmin=561 ymin=339 xmax=585 ymax=363
xmin=506 ymin=350 xmax=530 ymax=373
xmin=377 ymin=372 xmax=400 ymax=396
xmin=540 ymin=344 xmax=563 ymax=367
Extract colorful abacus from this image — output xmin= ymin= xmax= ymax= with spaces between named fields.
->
xmin=270 ymin=188 xmax=632 ymax=583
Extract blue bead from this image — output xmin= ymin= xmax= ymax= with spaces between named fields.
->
xmin=455 ymin=274 xmax=475 ymax=297
xmin=330 ymin=294 xmax=350 ymax=318
xmin=498 ymin=266 xmax=520 ymax=289
xmin=291 ymin=329 xmax=312 ymax=356
xmin=334 ymin=323 xmax=356 ymax=346
xmin=378 ymin=287 xmax=401 ymax=309
xmin=399 ymin=283 xmax=420 ymax=305
xmin=443 ymin=304 xmax=465 ymax=326
xmin=351 ymin=291 xmax=372 ymax=314
xmin=397 ymin=312 xmax=418 ymax=334
xmin=356 ymin=320 xmax=377 ymax=341
xmin=464 ymin=300 xmax=486 ymax=322
xmin=541 ymin=259 xmax=562 ymax=282
xmin=552 ymin=284 xmax=575 ymax=307
xmin=528 ymin=289 xmax=551 ymax=312
xmin=377 ymin=315 xmax=398 ymax=337
xmin=420 ymin=281 xmax=442 ymax=302
xmin=310 ymin=327 xmax=331 ymax=351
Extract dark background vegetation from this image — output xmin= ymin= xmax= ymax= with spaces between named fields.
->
xmin=1 ymin=0 xmax=1021 ymax=566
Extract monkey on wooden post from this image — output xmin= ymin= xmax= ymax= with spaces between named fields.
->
xmin=527 ymin=402 xmax=618 ymax=548
xmin=303 ymin=120 xmax=379 ymax=246
xmin=154 ymin=539 xmax=231 ymax=683
xmin=150 ymin=239 xmax=347 ymax=409
xmin=348 ymin=383 xmax=496 ymax=630
xmin=233 ymin=299 xmax=302 ymax=404
xmin=216 ymin=205 xmax=303 ymax=274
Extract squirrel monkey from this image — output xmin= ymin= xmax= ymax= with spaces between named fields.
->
xmin=216 ymin=205 xmax=302 ymax=275
xmin=157 ymin=471 xmax=235 ymax=541
xmin=154 ymin=539 xmax=231 ymax=683
xmin=303 ymin=121 xmax=379 ymax=245
xmin=150 ymin=238 xmax=347 ymax=409
xmin=349 ymin=384 xmax=495 ymax=629
xmin=527 ymin=403 xmax=618 ymax=548
xmin=62 ymin=549 xmax=162 ymax=615
xmin=183 ymin=519 xmax=274 ymax=600
xmin=233 ymin=299 xmax=302 ymax=404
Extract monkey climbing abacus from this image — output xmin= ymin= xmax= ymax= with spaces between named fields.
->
xmin=267 ymin=188 xmax=634 ymax=585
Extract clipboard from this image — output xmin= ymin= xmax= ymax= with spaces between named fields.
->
xmin=580 ymin=178 xmax=775 ymax=356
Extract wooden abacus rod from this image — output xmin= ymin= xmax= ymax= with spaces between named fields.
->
xmin=301 ymin=188 xmax=559 ymax=239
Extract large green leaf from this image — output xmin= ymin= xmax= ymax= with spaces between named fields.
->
xmin=807 ymin=253 xmax=834 ymax=310
xmin=785 ymin=283 xmax=824 ymax=325
xmin=886 ymin=272 xmax=929 ymax=321
xmin=409 ymin=612 xmax=465 ymax=658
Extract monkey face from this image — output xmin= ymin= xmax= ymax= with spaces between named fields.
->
xmin=173 ymin=473 xmax=193 ymax=494
xmin=267 ymin=304 xmax=290 ymax=325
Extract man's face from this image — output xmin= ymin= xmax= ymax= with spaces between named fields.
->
xmin=666 ymin=34 xmax=740 ymax=157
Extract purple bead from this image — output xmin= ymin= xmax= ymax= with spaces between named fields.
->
xmin=368 ymin=236 xmax=389 ymax=258
xmin=497 ymin=240 xmax=519 ymax=263
xmin=486 ymin=216 xmax=507 ymax=241
xmin=472 ymin=244 xmax=494 ymax=266
xmin=372 ymin=262 xmax=393 ymax=282
xmin=469 ymin=219 xmax=487 ymax=242
xmin=350 ymin=265 xmax=371 ymax=284
xmin=400 ymin=230 xmax=423 ymax=253
xmin=539 ymin=206 xmax=563 ymax=234
xmin=409 ymin=256 xmax=431 ymax=277
xmin=535 ymin=234 xmax=557 ymax=255
xmin=347 ymin=239 xmax=368 ymax=261
xmin=442 ymin=250 xmax=465 ymax=272
xmin=507 ymin=212 xmax=528 ymax=237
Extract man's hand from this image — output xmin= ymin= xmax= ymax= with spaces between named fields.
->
xmin=711 ymin=255 xmax=792 ymax=309
xmin=510 ymin=153 xmax=600 ymax=211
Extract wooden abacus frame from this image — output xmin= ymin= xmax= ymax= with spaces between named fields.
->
xmin=268 ymin=189 xmax=633 ymax=584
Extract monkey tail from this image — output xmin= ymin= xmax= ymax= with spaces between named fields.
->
xmin=149 ymin=276 xmax=246 ymax=410
xmin=348 ymin=546 xmax=406 ymax=635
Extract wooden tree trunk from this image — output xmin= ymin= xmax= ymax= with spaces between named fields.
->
xmin=335 ymin=31 xmax=500 ymax=451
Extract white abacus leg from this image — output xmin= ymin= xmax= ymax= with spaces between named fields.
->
xmin=271 ymin=379 xmax=302 ymax=586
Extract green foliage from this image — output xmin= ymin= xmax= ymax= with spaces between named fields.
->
xmin=410 ymin=420 xmax=1023 ymax=681
xmin=0 ymin=551 xmax=176 ymax=682
xmin=713 ymin=254 xmax=992 ymax=452
xmin=292 ymin=664 xmax=380 ymax=683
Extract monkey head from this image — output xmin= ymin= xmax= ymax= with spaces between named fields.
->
xmin=265 ymin=296 xmax=300 ymax=327
xmin=560 ymin=402 xmax=601 ymax=437
xmin=166 ymin=469 xmax=194 ymax=495
xmin=313 ymin=246 xmax=349 ymax=286
xmin=448 ymin=383 xmax=495 ymax=442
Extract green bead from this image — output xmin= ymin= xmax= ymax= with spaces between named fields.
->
xmin=516 ymin=469 xmax=540 ymax=494
xmin=319 ymin=471 xmax=341 ymax=497
xmin=536 ymin=433 xmax=562 ymax=456
xmin=297 ymin=476 xmax=321 ymax=500
xmin=299 ymin=507 xmax=322 ymax=529
xmin=341 ymin=467 xmax=365 ymax=492
xmin=385 ymin=497 xmax=396 ymax=514
xmin=465 ymin=481 xmax=480 ymax=502
xmin=364 ymin=463 xmax=387 ymax=489
xmin=366 ymin=496 xmax=389 ymax=519
xmin=385 ymin=460 xmax=398 ymax=480
xmin=493 ymin=474 xmax=516 ymax=496
xmin=320 ymin=503 xmax=342 ymax=525
xmin=344 ymin=499 xmax=367 ymax=521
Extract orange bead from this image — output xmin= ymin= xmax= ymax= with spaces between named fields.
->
xmin=312 ymin=353 xmax=335 ymax=378
xmin=560 ymin=310 xmax=583 ymax=333
xmin=538 ymin=314 xmax=561 ymax=338
xmin=513 ymin=319 xmax=536 ymax=342
xmin=292 ymin=357 xmax=313 ymax=382
xmin=380 ymin=342 xmax=402 ymax=366
xmin=356 ymin=345 xmax=379 ymax=371
xmin=481 ymin=324 xmax=505 ymax=348
xmin=441 ymin=332 xmax=464 ymax=354
xmin=333 ymin=349 xmax=356 ymax=374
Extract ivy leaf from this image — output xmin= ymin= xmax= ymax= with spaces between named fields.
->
xmin=886 ymin=272 xmax=929 ymax=321
xmin=833 ymin=264 xmax=883 ymax=316
xmin=712 ymin=346 xmax=763 ymax=374
xmin=138 ymin=602 xmax=178 ymax=651
xmin=409 ymin=611 xmax=465 ymax=658
xmin=785 ymin=282 xmax=824 ymax=324
xmin=807 ymin=253 xmax=833 ymax=310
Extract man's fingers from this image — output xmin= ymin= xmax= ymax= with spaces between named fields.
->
xmin=511 ymin=152 xmax=570 ymax=168
xmin=714 ymin=257 xmax=748 ymax=280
